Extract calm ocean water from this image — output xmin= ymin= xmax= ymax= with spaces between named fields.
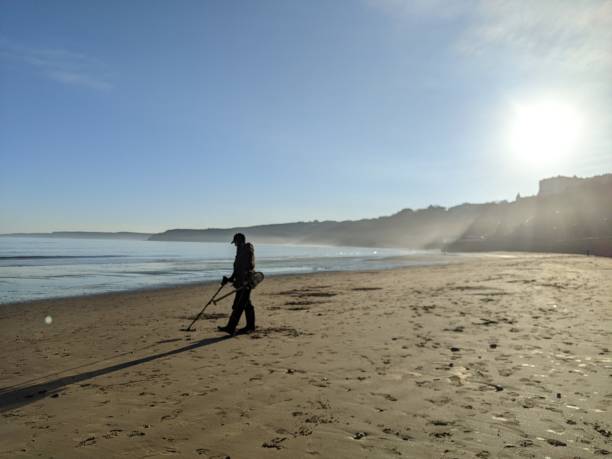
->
xmin=0 ymin=237 xmax=452 ymax=304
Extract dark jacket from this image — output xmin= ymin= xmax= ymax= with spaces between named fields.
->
xmin=231 ymin=242 xmax=255 ymax=287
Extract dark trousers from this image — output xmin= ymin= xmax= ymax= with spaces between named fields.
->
xmin=225 ymin=288 xmax=255 ymax=331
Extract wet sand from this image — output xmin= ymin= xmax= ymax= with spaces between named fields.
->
xmin=1 ymin=253 xmax=611 ymax=458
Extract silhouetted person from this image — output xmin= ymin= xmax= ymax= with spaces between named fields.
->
xmin=217 ymin=233 xmax=256 ymax=335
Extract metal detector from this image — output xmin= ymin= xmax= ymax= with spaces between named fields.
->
xmin=180 ymin=272 xmax=264 ymax=332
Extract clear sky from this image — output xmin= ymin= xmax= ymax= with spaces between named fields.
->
xmin=1 ymin=0 xmax=611 ymax=233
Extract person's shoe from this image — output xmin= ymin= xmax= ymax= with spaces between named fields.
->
xmin=217 ymin=325 xmax=235 ymax=335
xmin=237 ymin=326 xmax=255 ymax=335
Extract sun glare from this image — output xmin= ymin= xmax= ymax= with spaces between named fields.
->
xmin=508 ymin=99 xmax=584 ymax=165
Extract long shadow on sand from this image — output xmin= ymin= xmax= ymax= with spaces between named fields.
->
xmin=0 ymin=335 xmax=230 ymax=413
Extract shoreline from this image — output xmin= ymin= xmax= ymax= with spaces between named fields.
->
xmin=0 ymin=251 xmax=470 ymax=309
xmin=1 ymin=253 xmax=610 ymax=458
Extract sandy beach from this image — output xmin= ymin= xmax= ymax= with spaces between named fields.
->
xmin=1 ymin=253 xmax=610 ymax=458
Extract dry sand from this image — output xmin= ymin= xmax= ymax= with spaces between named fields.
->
xmin=1 ymin=253 xmax=611 ymax=458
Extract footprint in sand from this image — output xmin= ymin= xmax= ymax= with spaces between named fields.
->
xmin=430 ymin=420 xmax=454 ymax=426
xmin=382 ymin=427 xmax=413 ymax=441
xmin=78 ymin=436 xmax=96 ymax=447
xmin=262 ymin=437 xmax=287 ymax=449
xmin=195 ymin=448 xmax=230 ymax=458
xmin=371 ymin=392 xmax=398 ymax=402
xmin=425 ymin=395 xmax=452 ymax=406
xmin=102 ymin=429 xmax=123 ymax=439
xmin=304 ymin=414 xmax=335 ymax=424
xmin=294 ymin=425 xmax=313 ymax=437
xmin=161 ymin=409 xmax=183 ymax=421
xmin=429 ymin=431 xmax=452 ymax=439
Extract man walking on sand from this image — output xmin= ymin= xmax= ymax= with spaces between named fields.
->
xmin=217 ymin=233 xmax=256 ymax=335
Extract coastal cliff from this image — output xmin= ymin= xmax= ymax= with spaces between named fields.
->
xmin=150 ymin=173 xmax=612 ymax=256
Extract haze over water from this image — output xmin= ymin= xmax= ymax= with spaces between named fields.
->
xmin=0 ymin=237 xmax=453 ymax=304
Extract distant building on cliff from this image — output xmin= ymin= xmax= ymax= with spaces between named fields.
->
xmin=538 ymin=175 xmax=583 ymax=196
xmin=538 ymin=173 xmax=612 ymax=197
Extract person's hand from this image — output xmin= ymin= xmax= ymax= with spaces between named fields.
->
xmin=221 ymin=276 xmax=230 ymax=286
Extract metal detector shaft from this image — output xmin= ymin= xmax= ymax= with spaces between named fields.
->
xmin=183 ymin=283 xmax=225 ymax=331
xmin=212 ymin=286 xmax=247 ymax=305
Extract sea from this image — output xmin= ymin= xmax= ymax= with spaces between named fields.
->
xmin=0 ymin=237 xmax=455 ymax=304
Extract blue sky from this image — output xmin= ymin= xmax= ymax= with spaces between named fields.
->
xmin=1 ymin=0 xmax=611 ymax=233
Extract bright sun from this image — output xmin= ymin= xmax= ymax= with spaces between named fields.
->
xmin=508 ymin=98 xmax=584 ymax=165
